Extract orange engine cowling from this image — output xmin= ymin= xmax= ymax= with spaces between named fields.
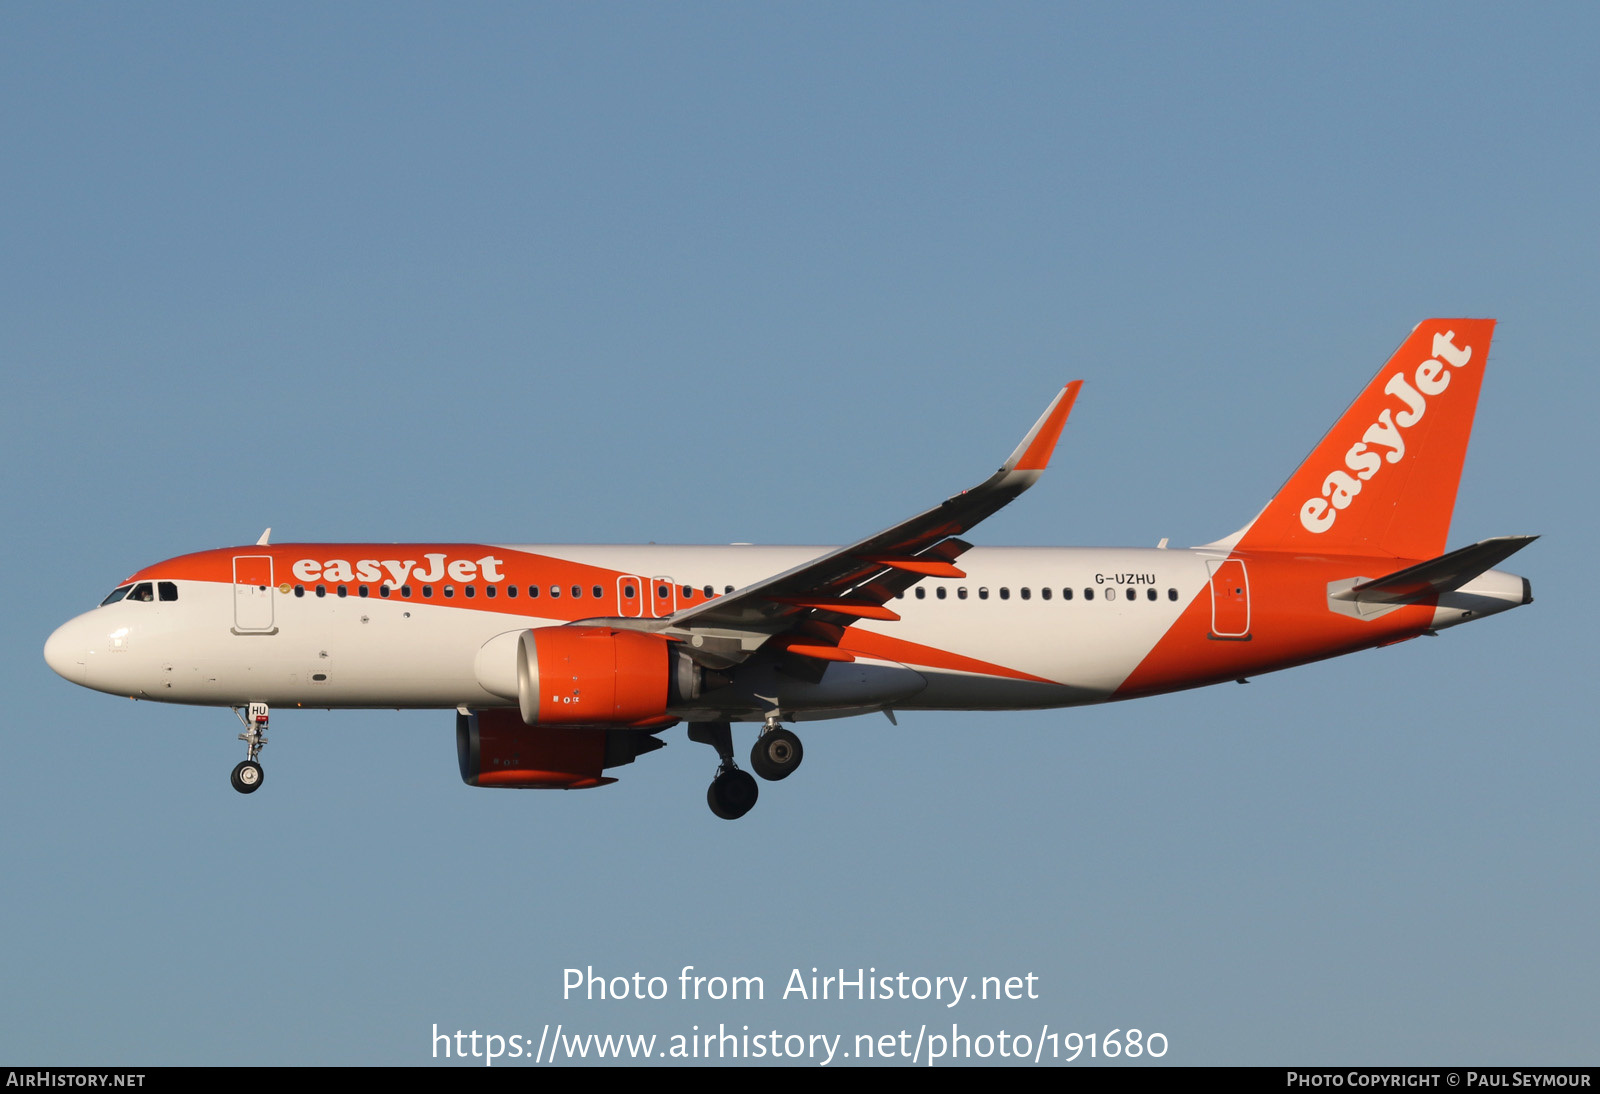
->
xmin=456 ymin=708 xmax=666 ymax=790
xmin=517 ymin=626 xmax=682 ymax=727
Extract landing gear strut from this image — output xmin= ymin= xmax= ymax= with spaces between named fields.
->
xmin=230 ymin=702 xmax=269 ymax=795
xmin=750 ymin=714 xmax=804 ymax=782
xmin=688 ymin=721 xmax=758 ymax=820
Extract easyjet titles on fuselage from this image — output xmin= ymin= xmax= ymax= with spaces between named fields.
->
xmin=291 ymin=553 xmax=507 ymax=587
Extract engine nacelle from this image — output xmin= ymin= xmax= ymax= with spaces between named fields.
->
xmin=456 ymin=708 xmax=666 ymax=790
xmin=473 ymin=625 xmax=713 ymax=726
xmin=517 ymin=626 xmax=688 ymax=727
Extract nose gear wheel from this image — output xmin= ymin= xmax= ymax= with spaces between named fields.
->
xmin=231 ymin=760 xmax=264 ymax=794
xmin=230 ymin=703 xmax=270 ymax=795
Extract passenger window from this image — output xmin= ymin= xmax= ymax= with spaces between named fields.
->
xmin=506 ymin=585 xmax=517 ymax=599
xmin=1020 ymin=587 xmax=1031 ymax=600
xmin=1041 ymin=587 xmax=1051 ymax=601
xmin=724 ymin=585 xmax=734 ymax=594
xmin=704 ymin=585 xmax=714 ymax=598
xmin=958 ymin=587 xmax=968 ymax=600
xmin=337 ymin=585 xmax=348 ymax=598
xmin=915 ymin=587 xmax=926 ymax=599
xmin=422 ymin=585 xmax=433 ymax=598
xmin=294 ymin=585 xmax=305 ymax=598
xmin=572 ymin=586 xmax=582 ymax=599
xmin=1146 ymin=588 xmax=1157 ymax=601
xmin=999 ymin=587 xmax=1010 ymax=600
xmin=358 ymin=585 xmax=369 ymax=598
xmin=549 ymin=587 xmax=560 ymax=598
xmin=978 ymin=587 xmax=989 ymax=600
xmin=316 ymin=585 xmax=327 ymax=598
xmin=593 ymin=585 xmax=603 ymax=599
xmin=936 ymin=586 xmax=947 ymax=599
xmin=380 ymin=585 xmax=391 ymax=598
xmin=401 ymin=585 xmax=412 ymax=598
xmin=485 ymin=585 xmax=496 ymax=598
xmin=1168 ymin=588 xmax=1178 ymax=601
xmin=529 ymin=586 xmax=540 ymax=599
xmin=682 ymin=585 xmax=693 ymax=598
xmin=444 ymin=586 xmax=454 ymax=598
xmin=464 ymin=586 xmax=475 ymax=598
xmin=1063 ymin=588 xmax=1073 ymax=600
xmin=623 ymin=584 xmax=636 ymax=599
xmin=1084 ymin=588 xmax=1094 ymax=600
xmin=657 ymin=585 xmax=668 ymax=599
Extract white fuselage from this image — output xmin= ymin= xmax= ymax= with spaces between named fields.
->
xmin=43 ymin=541 xmax=1529 ymax=723
xmin=47 ymin=544 xmax=1211 ymax=717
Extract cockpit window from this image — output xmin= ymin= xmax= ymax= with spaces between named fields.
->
xmin=158 ymin=581 xmax=178 ymax=602
xmin=100 ymin=585 xmax=132 ymax=606
xmin=127 ymin=582 xmax=155 ymax=603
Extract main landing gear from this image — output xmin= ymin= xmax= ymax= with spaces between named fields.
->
xmin=750 ymin=718 xmax=803 ymax=782
xmin=687 ymin=721 xmax=757 ymax=820
xmin=687 ymin=715 xmax=806 ymax=819
xmin=230 ymin=702 xmax=269 ymax=795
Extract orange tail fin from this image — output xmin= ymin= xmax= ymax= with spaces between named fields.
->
xmin=1230 ymin=319 xmax=1496 ymax=560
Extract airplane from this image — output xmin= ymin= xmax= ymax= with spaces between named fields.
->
xmin=43 ymin=318 xmax=1535 ymax=819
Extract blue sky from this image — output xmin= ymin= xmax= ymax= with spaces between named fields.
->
xmin=2 ymin=4 xmax=1594 ymax=1065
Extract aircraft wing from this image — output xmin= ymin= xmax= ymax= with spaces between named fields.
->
xmin=660 ymin=382 xmax=1082 ymax=661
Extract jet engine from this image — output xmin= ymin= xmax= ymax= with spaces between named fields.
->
xmin=474 ymin=625 xmax=712 ymax=726
xmin=518 ymin=625 xmax=707 ymax=726
xmin=456 ymin=707 xmax=665 ymax=789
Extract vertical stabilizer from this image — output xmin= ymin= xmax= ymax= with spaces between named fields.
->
xmin=1230 ymin=319 xmax=1495 ymax=560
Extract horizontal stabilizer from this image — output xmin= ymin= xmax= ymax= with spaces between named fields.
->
xmin=1331 ymin=535 xmax=1538 ymax=609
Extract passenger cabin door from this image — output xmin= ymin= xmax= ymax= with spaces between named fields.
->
xmin=1206 ymin=558 xmax=1250 ymax=640
xmin=232 ymin=555 xmax=276 ymax=634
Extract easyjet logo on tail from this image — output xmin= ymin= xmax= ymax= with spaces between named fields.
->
xmin=1298 ymin=330 xmax=1473 ymax=534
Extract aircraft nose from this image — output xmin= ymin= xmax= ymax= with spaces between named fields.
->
xmin=43 ymin=618 xmax=89 ymax=682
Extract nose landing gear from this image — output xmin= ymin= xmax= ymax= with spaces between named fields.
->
xmin=230 ymin=702 xmax=269 ymax=795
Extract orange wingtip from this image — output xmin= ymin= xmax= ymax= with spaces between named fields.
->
xmin=1008 ymin=380 xmax=1082 ymax=472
